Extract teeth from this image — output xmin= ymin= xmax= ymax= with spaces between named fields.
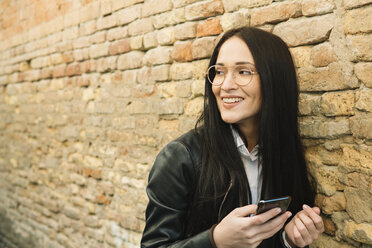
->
xmin=222 ymin=98 xmax=243 ymax=103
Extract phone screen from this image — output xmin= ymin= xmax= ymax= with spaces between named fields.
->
xmin=256 ymin=196 xmax=292 ymax=215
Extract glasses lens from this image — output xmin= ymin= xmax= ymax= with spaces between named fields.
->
xmin=234 ymin=65 xmax=254 ymax=85
xmin=207 ymin=65 xmax=224 ymax=85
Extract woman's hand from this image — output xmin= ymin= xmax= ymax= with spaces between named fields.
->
xmin=284 ymin=205 xmax=324 ymax=247
xmin=213 ymin=205 xmax=292 ymax=248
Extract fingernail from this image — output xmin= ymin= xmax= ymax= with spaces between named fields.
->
xmin=303 ymin=204 xmax=309 ymax=209
xmin=276 ymin=208 xmax=281 ymax=213
xmin=287 ymin=212 xmax=292 ymax=217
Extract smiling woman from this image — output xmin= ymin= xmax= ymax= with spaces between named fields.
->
xmin=141 ymin=27 xmax=324 ymax=248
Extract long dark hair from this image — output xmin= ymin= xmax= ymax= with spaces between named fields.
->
xmin=186 ymin=27 xmax=315 ymax=235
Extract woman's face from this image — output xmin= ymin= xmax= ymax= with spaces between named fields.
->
xmin=212 ymin=36 xmax=262 ymax=126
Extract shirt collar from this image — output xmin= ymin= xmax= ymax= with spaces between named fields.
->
xmin=230 ymin=125 xmax=259 ymax=161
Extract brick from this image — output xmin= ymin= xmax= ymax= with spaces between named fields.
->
xmin=343 ymin=0 xmax=372 ymax=10
xmin=354 ymin=63 xmax=372 ymax=87
xmin=128 ymin=18 xmax=154 ymax=36
xmin=152 ymin=8 xmax=185 ymax=29
xmin=344 ymin=6 xmax=372 ymax=34
xmin=251 ymin=1 xmax=301 ymax=26
xmin=298 ymin=63 xmax=359 ymax=91
xmin=127 ymin=100 xmax=152 ymax=114
xmin=89 ymin=43 xmax=109 ymax=58
xmin=345 ymin=187 xmax=372 ymax=223
xmin=191 ymin=37 xmax=216 ymax=59
xmin=174 ymin=22 xmax=196 ymax=40
xmin=73 ymin=36 xmax=90 ymax=49
xmin=172 ymin=41 xmax=192 ymax=62
xmin=97 ymin=14 xmax=117 ymax=30
xmin=172 ymin=0 xmax=199 ymax=8
xmin=185 ymin=0 xmax=224 ymax=21
xmin=79 ymin=20 xmax=96 ymax=36
xmin=142 ymin=0 xmax=173 ymax=17
xmin=320 ymin=91 xmax=354 ymax=116
xmin=63 ymin=52 xmax=74 ymax=63
xmin=347 ymin=34 xmax=372 ymax=62
xmin=63 ymin=10 xmax=80 ymax=28
xmin=80 ymin=2 xmax=100 ymax=23
xmin=301 ymin=117 xmax=351 ymax=139
xmin=302 ymin=0 xmax=335 ymax=17
xmin=144 ymin=32 xmax=158 ymax=49
xmin=66 ymin=64 xmax=82 ymax=77
xmin=185 ymin=97 xmax=203 ymax=116
xmin=192 ymin=79 xmax=205 ymax=97
xmin=130 ymin=35 xmax=144 ymax=50
xmin=315 ymin=193 xmax=346 ymax=215
xmin=298 ymin=93 xmax=321 ymax=116
xmin=116 ymin=4 xmax=142 ymax=25
xmin=221 ymin=0 xmax=271 ymax=12
xmin=157 ymin=27 xmax=175 ymax=45
xmin=96 ymin=56 xmax=117 ymax=72
xmin=170 ymin=63 xmax=194 ymax=80
xmin=196 ymin=18 xmax=223 ymax=37
xmin=311 ymin=42 xmax=336 ymax=67
xmin=73 ymin=48 xmax=90 ymax=61
xmin=89 ymin=31 xmax=106 ymax=44
xmin=273 ymin=14 xmax=334 ymax=47
xmin=349 ymin=113 xmax=372 ymax=139
xmin=143 ymin=47 xmax=172 ymax=66
xmin=109 ymin=39 xmax=131 ymax=55
xmin=117 ymin=51 xmax=144 ymax=70
xmin=107 ymin=26 xmax=128 ymax=41
xmin=220 ymin=9 xmax=250 ymax=31
xmin=113 ymin=0 xmax=144 ymax=10
xmin=192 ymin=59 xmax=210 ymax=80
xmin=345 ymin=221 xmax=372 ymax=245
xmin=63 ymin=26 xmax=79 ymax=41
xmin=52 ymin=65 xmax=66 ymax=78
xmin=152 ymin=64 xmax=170 ymax=81
xmin=289 ymin=46 xmax=312 ymax=68
xmin=158 ymin=98 xmax=184 ymax=115
xmin=355 ymin=88 xmax=372 ymax=112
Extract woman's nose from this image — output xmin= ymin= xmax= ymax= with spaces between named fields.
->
xmin=221 ymin=71 xmax=238 ymax=91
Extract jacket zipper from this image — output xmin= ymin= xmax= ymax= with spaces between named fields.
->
xmin=217 ymin=180 xmax=233 ymax=222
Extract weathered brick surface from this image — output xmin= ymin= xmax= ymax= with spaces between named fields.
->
xmin=273 ymin=14 xmax=335 ymax=47
xmin=0 ymin=1 xmax=371 ymax=248
xmin=185 ymin=0 xmax=224 ymax=21
xmin=251 ymin=1 xmax=302 ymax=26
xmin=196 ymin=18 xmax=223 ymax=37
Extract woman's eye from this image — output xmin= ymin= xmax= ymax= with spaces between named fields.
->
xmin=215 ymin=70 xmax=225 ymax=75
xmin=240 ymin=70 xmax=253 ymax=75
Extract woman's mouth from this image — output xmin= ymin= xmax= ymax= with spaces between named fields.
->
xmin=222 ymin=97 xmax=244 ymax=103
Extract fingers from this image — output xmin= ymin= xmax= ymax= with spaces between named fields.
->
xmin=253 ymin=212 xmax=292 ymax=243
xmin=294 ymin=217 xmax=312 ymax=245
xmin=303 ymin=205 xmax=324 ymax=232
xmin=252 ymin=207 xmax=282 ymax=224
xmin=234 ymin=204 xmax=258 ymax=217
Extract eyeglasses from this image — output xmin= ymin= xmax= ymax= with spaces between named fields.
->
xmin=206 ymin=63 xmax=259 ymax=86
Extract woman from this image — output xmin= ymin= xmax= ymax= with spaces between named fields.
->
xmin=141 ymin=27 xmax=324 ymax=248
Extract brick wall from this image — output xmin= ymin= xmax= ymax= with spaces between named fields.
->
xmin=0 ymin=0 xmax=371 ymax=247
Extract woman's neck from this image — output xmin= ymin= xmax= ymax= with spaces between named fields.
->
xmin=237 ymin=118 xmax=259 ymax=153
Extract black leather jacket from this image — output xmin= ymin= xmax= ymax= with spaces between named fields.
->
xmin=141 ymin=130 xmax=288 ymax=248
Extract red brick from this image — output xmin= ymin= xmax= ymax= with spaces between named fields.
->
xmin=109 ymin=39 xmax=131 ymax=55
xmin=66 ymin=64 xmax=82 ymax=76
xmin=172 ymin=41 xmax=193 ymax=62
xmin=40 ymin=68 xmax=52 ymax=79
xmin=63 ymin=52 xmax=74 ymax=63
xmin=196 ymin=18 xmax=223 ymax=37
xmin=52 ymin=65 xmax=66 ymax=78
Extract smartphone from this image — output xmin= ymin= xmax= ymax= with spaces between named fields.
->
xmin=256 ymin=196 xmax=292 ymax=215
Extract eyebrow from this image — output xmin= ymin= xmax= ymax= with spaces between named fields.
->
xmin=215 ymin=61 xmax=255 ymax=66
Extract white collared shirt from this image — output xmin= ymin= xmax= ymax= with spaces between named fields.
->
xmin=231 ymin=126 xmax=263 ymax=204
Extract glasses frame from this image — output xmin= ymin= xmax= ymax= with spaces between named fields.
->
xmin=206 ymin=63 xmax=259 ymax=86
